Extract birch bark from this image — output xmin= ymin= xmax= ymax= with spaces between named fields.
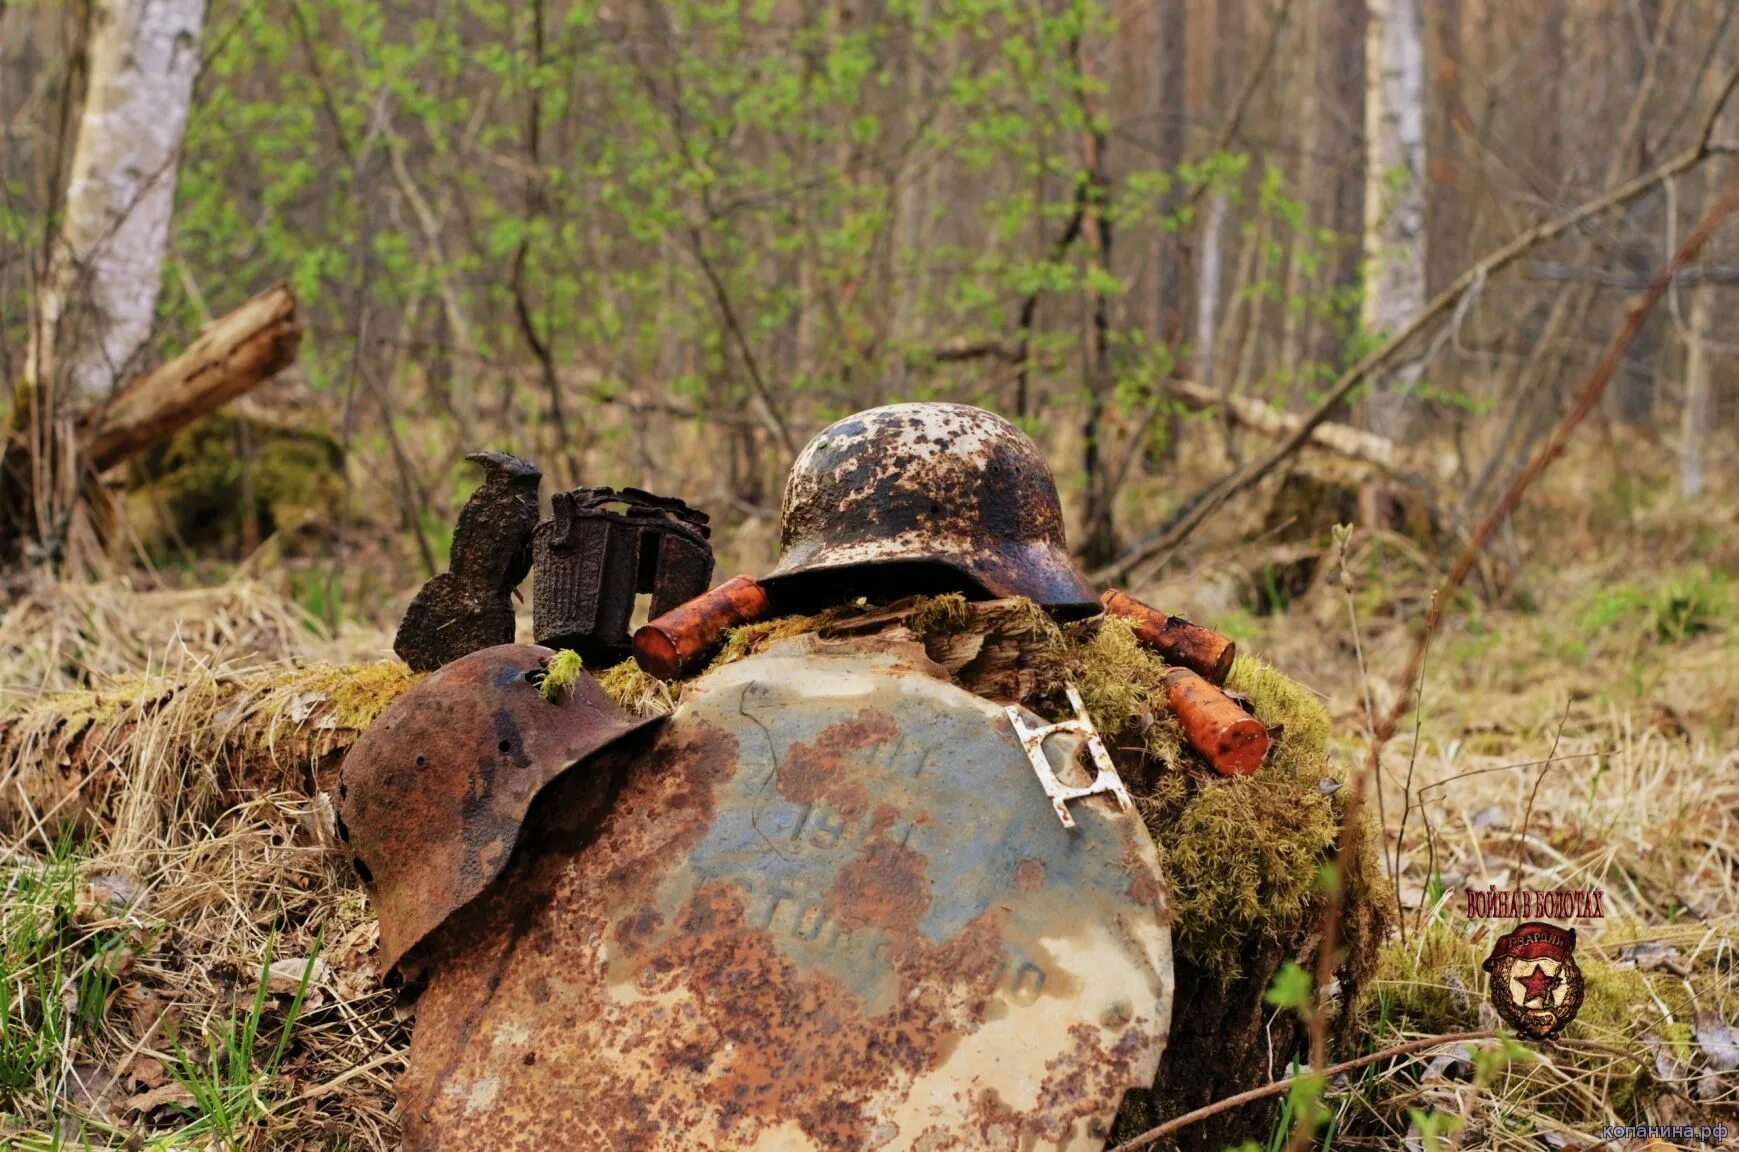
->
xmin=1361 ymin=0 xmax=1426 ymax=441
xmin=28 ymin=0 xmax=207 ymax=407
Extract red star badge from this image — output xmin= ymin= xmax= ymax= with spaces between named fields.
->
xmin=1516 ymin=963 xmax=1560 ymax=1005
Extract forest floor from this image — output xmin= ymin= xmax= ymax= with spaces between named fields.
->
xmin=0 ymin=457 xmax=1734 ymax=1151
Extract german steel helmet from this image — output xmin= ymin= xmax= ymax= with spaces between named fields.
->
xmin=763 ymin=402 xmax=1099 ymax=616
xmin=337 ymin=644 xmax=659 ymax=979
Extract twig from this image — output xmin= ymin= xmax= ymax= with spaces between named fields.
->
xmin=1513 ymin=698 xmax=1573 ymax=875
xmin=1390 ymin=592 xmax=1435 ymax=941
xmin=1092 ymin=64 xmax=1739 ymax=585
xmin=1107 ymin=1030 xmax=1496 ymax=1151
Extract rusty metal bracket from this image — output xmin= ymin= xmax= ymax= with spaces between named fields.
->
xmin=1005 ymin=685 xmax=1134 ymax=830
xmin=532 ymin=486 xmax=714 ymax=667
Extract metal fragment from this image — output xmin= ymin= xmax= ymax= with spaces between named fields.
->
xmin=337 ymin=644 xmax=660 ymax=981
xmin=1162 ymin=667 xmax=1271 ymax=776
xmin=393 ymin=452 xmax=540 ymax=673
xmin=1005 ymin=685 xmax=1135 ymax=829
xmin=1101 ymin=588 xmax=1238 ymax=685
xmin=633 ymin=573 xmax=772 ymax=680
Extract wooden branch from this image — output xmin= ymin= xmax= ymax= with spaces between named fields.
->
xmin=1092 ymin=63 xmax=1739 ymax=585
xmin=79 ymin=284 xmax=301 ymax=472
xmin=1167 ymin=380 xmax=1397 ymax=470
xmin=1108 ymin=1030 xmax=1496 ymax=1151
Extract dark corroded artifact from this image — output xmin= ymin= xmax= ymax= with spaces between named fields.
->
xmin=532 ymin=486 xmax=713 ymax=667
xmin=632 ymin=572 xmax=772 ymax=680
xmin=336 ymin=643 xmax=659 ymax=982
xmin=393 ymin=452 xmax=541 ymax=673
xmin=399 ymin=633 xmax=1172 ymax=1150
xmin=762 ymin=402 xmax=1100 ymax=618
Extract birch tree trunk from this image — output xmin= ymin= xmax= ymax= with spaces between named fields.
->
xmin=27 ymin=0 xmax=207 ymax=408
xmin=1680 ymin=283 xmax=1714 ymax=497
xmin=1360 ymin=0 xmax=1426 ymax=442
xmin=1278 ymin=0 xmax=1321 ymax=384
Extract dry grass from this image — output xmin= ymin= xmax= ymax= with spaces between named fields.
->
xmin=1 ymin=589 xmax=408 ymax=1151
xmin=1128 ymin=491 xmax=1739 ymax=1149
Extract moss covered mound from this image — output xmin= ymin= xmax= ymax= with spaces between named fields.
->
xmin=127 ymin=412 xmax=343 ymax=555
xmin=1360 ymin=919 xmax=1698 ymax=1120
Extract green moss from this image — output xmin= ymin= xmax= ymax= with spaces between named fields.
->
xmin=535 ymin=649 xmax=584 ymax=701
xmin=596 ymin=660 xmax=672 ymax=717
xmin=275 ymin=661 xmax=421 ymax=732
xmin=703 ymin=612 xmax=827 ymax=670
xmin=1070 ymin=615 xmax=1182 ymax=762
xmin=1363 ymin=920 xmax=1486 ymax=1036
xmin=127 ymin=413 xmax=342 ymax=555
xmin=1224 ymin=652 xmax=1333 ymax=779
xmin=1073 ymin=632 xmax=1366 ymax=982
xmin=1147 ymin=772 xmax=1340 ymax=982
xmin=1357 ymin=919 xmax=1697 ymax=1121
xmin=907 ymin=592 xmax=972 ymax=636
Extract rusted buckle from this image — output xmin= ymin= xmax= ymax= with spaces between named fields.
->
xmin=1005 ymin=685 xmax=1134 ymax=829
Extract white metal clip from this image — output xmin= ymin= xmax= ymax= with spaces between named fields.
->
xmin=1005 ymin=685 xmax=1134 ymax=829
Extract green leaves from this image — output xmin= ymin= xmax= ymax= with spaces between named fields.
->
xmin=1265 ymin=959 xmax=1315 ymax=1015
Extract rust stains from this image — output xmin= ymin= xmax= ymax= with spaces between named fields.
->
xmin=826 ymin=833 xmax=931 ymax=937
xmin=774 ymin=707 xmax=896 ymax=821
xmin=337 ymin=644 xmax=659 ymax=981
xmin=763 ymin=404 xmax=1100 ymax=618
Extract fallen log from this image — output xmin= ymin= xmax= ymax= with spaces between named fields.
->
xmin=1168 ymin=380 xmax=1396 ymax=470
xmin=0 ymin=658 xmax=416 ymax=838
xmin=79 ymin=283 xmax=301 ymax=472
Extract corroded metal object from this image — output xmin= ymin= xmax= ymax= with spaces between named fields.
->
xmin=1101 ymin=589 xmax=1238 ymax=686
xmin=633 ymin=573 xmax=771 ymax=680
xmin=336 ymin=643 xmax=660 ymax=981
xmin=400 ymin=633 xmax=1173 ymax=1151
xmin=764 ymin=403 xmax=1100 ymax=618
xmin=394 ymin=452 xmax=541 ymax=673
xmin=1162 ymin=667 xmax=1270 ymax=777
xmin=1006 ymin=685 xmax=1134 ymax=829
xmin=532 ymin=486 xmax=713 ymax=667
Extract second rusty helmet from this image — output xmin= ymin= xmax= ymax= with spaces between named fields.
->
xmin=337 ymin=644 xmax=658 ymax=980
xmin=763 ymin=402 xmax=1099 ymax=616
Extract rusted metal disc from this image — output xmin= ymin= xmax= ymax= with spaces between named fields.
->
xmin=401 ymin=634 xmax=1172 ymax=1151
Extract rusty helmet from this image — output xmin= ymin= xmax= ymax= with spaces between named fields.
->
xmin=763 ymin=402 xmax=1098 ymax=616
xmin=337 ymin=644 xmax=658 ymax=980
